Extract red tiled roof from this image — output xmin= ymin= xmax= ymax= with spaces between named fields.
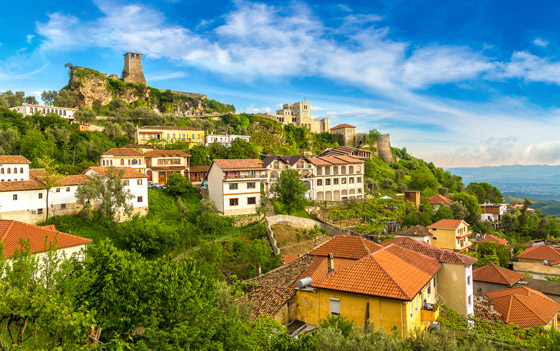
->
xmin=307 ymin=235 xmax=381 ymax=259
xmin=0 ymin=220 xmax=92 ymax=258
xmin=144 ymin=150 xmax=191 ymax=158
xmin=296 ymin=256 xmax=356 ymax=285
xmin=0 ymin=156 xmax=31 ymax=164
xmin=426 ymin=194 xmax=452 ymax=205
xmin=473 ymin=264 xmax=523 ymax=286
xmin=282 ymin=254 xmax=299 ymax=265
xmin=313 ymin=245 xmax=441 ymax=300
xmin=84 ymin=167 xmax=148 ymax=179
xmin=483 ymin=234 xmax=509 ymax=245
xmin=428 ymin=219 xmax=467 ymax=229
xmin=486 ymin=287 xmax=560 ymax=327
xmin=212 ymin=159 xmax=265 ymax=171
xmin=517 ymin=245 xmax=560 ymax=261
xmin=308 ymin=156 xmax=364 ymax=166
xmin=190 ymin=165 xmax=210 ymax=172
xmin=330 ymin=124 xmax=356 ymax=130
xmin=0 ymin=174 xmax=88 ymax=192
xmin=386 ymin=238 xmax=477 ymax=266
xmin=101 ymin=148 xmax=145 ymax=157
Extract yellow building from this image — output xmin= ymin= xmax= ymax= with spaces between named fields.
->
xmin=245 ymin=236 xmax=441 ymax=337
xmin=427 ymin=219 xmax=472 ymax=251
xmin=136 ymin=126 xmax=204 ymax=145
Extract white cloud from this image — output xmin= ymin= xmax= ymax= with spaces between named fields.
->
xmin=26 ymin=35 xmax=34 ymax=44
xmin=245 ymin=106 xmax=272 ymax=113
xmin=523 ymin=140 xmax=560 ymax=164
xmin=146 ymin=71 xmax=187 ymax=82
xmin=533 ymin=37 xmax=549 ymax=48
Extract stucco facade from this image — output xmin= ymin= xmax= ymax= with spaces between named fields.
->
xmin=136 ymin=126 xmax=204 ymax=145
xmin=436 ymin=263 xmax=474 ymax=316
xmin=274 ymin=101 xmax=330 ymax=133
xmin=428 ymin=220 xmax=472 ymax=251
xmin=11 ymin=105 xmax=77 ymax=120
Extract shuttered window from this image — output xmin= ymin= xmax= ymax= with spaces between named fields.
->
xmin=330 ymin=298 xmax=340 ymax=315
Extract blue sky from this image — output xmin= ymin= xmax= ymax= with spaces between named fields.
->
xmin=2 ymin=0 xmax=560 ymax=167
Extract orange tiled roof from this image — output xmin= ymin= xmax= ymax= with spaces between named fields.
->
xmin=0 ymin=220 xmax=92 ymax=258
xmin=144 ymin=150 xmax=191 ymax=158
xmin=0 ymin=174 xmax=88 ymax=192
xmin=282 ymin=254 xmax=299 ymax=265
xmin=426 ymin=194 xmax=452 ymax=205
xmin=517 ymin=245 xmax=560 ymax=261
xmin=296 ymin=256 xmax=357 ymax=285
xmin=212 ymin=159 xmax=265 ymax=171
xmin=427 ymin=219 xmax=467 ymax=229
xmin=473 ymin=264 xmax=523 ymax=286
xmin=0 ymin=156 xmax=31 ymax=164
xmin=313 ymin=245 xmax=441 ymax=300
xmin=307 ymin=235 xmax=381 ymax=259
xmin=330 ymin=124 xmax=356 ymax=130
xmin=101 ymin=148 xmax=145 ymax=157
xmin=483 ymin=234 xmax=509 ymax=245
xmin=84 ymin=167 xmax=148 ymax=179
xmin=486 ymin=286 xmax=560 ymax=327
xmin=385 ymin=238 xmax=477 ymax=266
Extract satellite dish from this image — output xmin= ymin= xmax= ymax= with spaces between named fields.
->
xmin=544 ymin=260 xmax=549 ymax=266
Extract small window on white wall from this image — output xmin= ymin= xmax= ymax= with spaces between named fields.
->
xmin=330 ymin=298 xmax=340 ymax=315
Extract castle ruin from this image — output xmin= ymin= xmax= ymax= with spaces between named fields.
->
xmin=122 ymin=52 xmax=147 ymax=85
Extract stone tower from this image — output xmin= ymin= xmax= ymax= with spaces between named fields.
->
xmin=376 ymin=134 xmax=394 ymax=164
xmin=122 ymin=52 xmax=147 ymax=85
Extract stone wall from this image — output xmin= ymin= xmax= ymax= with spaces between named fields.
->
xmin=376 ymin=134 xmax=394 ymax=164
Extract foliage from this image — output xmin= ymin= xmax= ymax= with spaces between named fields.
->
xmin=165 ymin=173 xmax=197 ymax=198
xmin=452 ymin=193 xmax=481 ymax=224
xmin=76 ymin=167 xmax=133 ymax=220
xmin=467 ymin=182 xmax=503 ymax=203
xmin=272 ymin=169 xmax=308 ymax=214
xmin=36 ymin=156 xmax=65 ymax=224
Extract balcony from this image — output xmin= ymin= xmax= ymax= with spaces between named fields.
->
xmin=224 ymin=173 xmax=267 ymax=180
xmin=421 ymin=305 xmax=439 ymax=322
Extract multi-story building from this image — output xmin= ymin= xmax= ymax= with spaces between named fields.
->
xmin=205 ymin=133 xmax=250 ymax=146
xmin=480 ymin=202 xmax=508 ymax=222
xmin=82 ymin=167 xmax=149 ymax=218
xmin=262 ymin=155 xmax=315 ymax=198
xmin=329 ymin=124 xmax=356 ymax=146
xmin=0 ymin=155 xmax=31 ymax=182
xmin=144 ymin=150 xmax=191 ymax=184
xmin=208 ymin=159 xmax=267 ymax=215
xmin=11 ymin=105 xmax=77 ymax=120
xmin=136 ymin=126 xmax=204 ymax=145
xmin=309 ymin=155 xmax=365 ymax=201
xmin=427 ymin=219 xmax=472 ymax=251
xmin=99 ymin=148 xmax=146 ymax=171
xmin=273 ymin=101 xmax=330 ymax=133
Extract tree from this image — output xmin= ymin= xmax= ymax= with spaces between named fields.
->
xmin=382 ymin=178 xmax=394 ymax=190
xmin=36 ymin=157 xmax=65 ymax=224
xmin=76 ymin=167 xmax=133 ymax=220
xmin=434 ymin=205 xmax=454 ymax=221
xmin=23 ymin=95 xmax=38 ymax=105
xmin=452 ymin=192 xmax=481 ymax=224
xmin=272 ymin=169 xmax=308 ymax=214
xmin=74 ymin=109 xmax=97 ymax=124
xmin=103 ymin=121 xmax=122 ymax=139
xmin=467 ymin=182 xmax=503 ymax=203
xmin=92 ymin=99 xmax=103 ymax=114
xmin=41 ymin=90 xmax=58 ymax=106
xmin=449 ymin=201 xmax=469 ymax=220
xmin=20 ymin=130 xmax=56 ymax=164
xmin=166 ymin=173 xmax=196 ymax=197
xmin=0 ymin=129 xmax=19 ymax=154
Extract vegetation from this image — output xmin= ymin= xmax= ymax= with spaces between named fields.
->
xmin=272 ymin=169 xmax=309 ymax=215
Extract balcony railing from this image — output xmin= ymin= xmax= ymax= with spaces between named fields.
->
xmin=421 ymin=305 xmax=439 ymax=322
xmin=224 ymin=173 xmax=267 ymax=180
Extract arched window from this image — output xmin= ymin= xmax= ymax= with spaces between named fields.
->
xmin=7 ymin=168 xmax=11 ymax=174
xmin=14 ymin=168 xmax=17 ymax=174
xmin=349 ymin=166 xmax=354 ymax=174
xmin=120 ymin=159 xmax=125 ymax=166
xmin=102 ymin=160 xmax=105 ymax=166
xmin=0 ymin=168 xmax=4 ymax=174
xmin=20 ymin=167 xmax=23 ymax=173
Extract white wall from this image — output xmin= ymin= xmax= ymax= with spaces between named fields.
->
xmin=0 ymin=185 xmax=80 ymax=214
xmin=0 ymin=163 xmax=29 ymax=182
xmin=208 ymin=164 xmax=225 ymax=213
xmin=464 ymin=265 xmax=474 ymax=316
xmin=124 ymin=178 xmax=148 ymax=208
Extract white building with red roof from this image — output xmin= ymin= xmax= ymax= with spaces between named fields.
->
xmin=513 ymin=245 xmax=560 ymax=280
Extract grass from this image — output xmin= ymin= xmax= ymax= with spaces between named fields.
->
xmin=272 ymin=200 xmax=314 ymax=219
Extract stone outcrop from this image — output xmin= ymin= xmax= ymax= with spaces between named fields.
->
xmin=67 ymin=66 xmax=234 ymax=116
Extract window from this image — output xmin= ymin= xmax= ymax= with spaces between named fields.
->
xmin=123 ymin=180 xmax=129 ymax=186
xmin=349 ymin=177 xmax=354 ymax=184
xmin=325 ymin=179 xmax=331 ymax=186
xmin=14 ymin=168 xmax=17 ymax=174
xmin=317 ymin=167 xmax=323 ymax=175
xmin=341 ymin=178 xmax=347 ymax=184
xmin=20 ymin=168 xmax=23 ymax=173
xmin=7 ymin=168 xmax=10 ymax=174
xmin=138 ymin=196 xmax=143 ymax=203
xmin=356 ymin=165 xmax=361 ymax=172
xmin=191 ymin=133 xmax=195 ymax=139
xmin=0 ymin=168 xmax=3 ymax=174
xmin=38 ymin=209 xmax=43 ymax=215
xmin=247 ymin=182 xmax=256 ymax=189
xmin=230 ymin=198 xmax=239 ymax=206
xmin=61 ymin=204 xmax=67 ymax=209
xmin=120 ymin=159 xmax=125 ymax=166
xmin=229 ymin=183 xmax=238 ymax=190
xmin=333 ymin=178 xmax=339 ymax=185
xmin=137 ymin=179 xmax=143 ymax=185
xmin=317 ymin=179 xmax=323 ymax=186
xmin=247 ymin=197 xmax=256 ymax=205
xmin=66 ymin=187 xmax=70 ymax=192
xmin=330 ymin=298 xmax=340 ymax=315
xmin=357 ymin=177 xmax=362 ymax=183
xmin=467 ymin=275 xmax=471 ymax=285
xmin=13 ymin=194 xmax=17 ymax=200
xmin=197 ymin=134 xmax=201 ymax=139
xmin=468 ymin=295 xmax=472 ymax=305
xmin=432 ymin=237 xmax=437 ymax=240
xmin=56 ymin=188 xmax=61 ymax=192
xmin=38 ymin=193 xmax=43 ymax=199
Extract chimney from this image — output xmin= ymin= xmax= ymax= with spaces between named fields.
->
xmin=256 ymin=262 xmax=262 ymax=276
xmin=328 ymin=253 xmax=334 ymax=273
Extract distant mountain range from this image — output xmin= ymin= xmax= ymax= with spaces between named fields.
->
xmin=447 ymin=165 xmax=560 ymax=216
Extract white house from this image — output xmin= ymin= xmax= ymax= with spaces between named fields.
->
xmin=480 ymin=203 xmax=508 ymax=222
xmin=205 ymin=133 xmax=250 ymax=146
xmin=308 ymin=155 xmax=365 ymax=201
xmin=82 ymin=167 xmax=149 ymax=218
xmin=208 ymin=159 xmax=267 ymax=215
xmin=99 ymin=148 xmax=146 ymax=172
xmin=262 ymin=155 xmax=315 ymax=199
xmin=0 ymin=155 xmax=31 ymax=182
xmin=11 ymin=105 xmax=77 ymax=120
xmin=0 ymin=220 xmax=91 ymax=260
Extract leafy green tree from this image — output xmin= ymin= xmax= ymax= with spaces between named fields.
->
xmin=0 ymin=129 xmax=19 ymax=154
xmin=41 ymin=90 xmax=58 ymax=106
xmin=382 ymin=178 xmax=394 ymax=190
xmin=449 ymin=201 xmax=469 ymax=220
xmin=434 ymin=205 xmax=454 ymax=221
xmin=166 ymin=173 xmax=197 ymax=197
xmin=409 ymin=169 xmax=438 ymax=191
xmin=36 ymin=157 xmax=65 ymax=224
xmin=272 ymin=169 xmax=308 ymax=214
xmin=76 ymin=167 xmax=133 ymax=220
xmin=74 ymin=109 xmax=97 ymax=124
xmin=227 ymin=137 xmax=259 ymax=159
xmin=92 ymin=99 xmax=103 ymax=114
xmin=53 ymin=89 xmax=77 ymax=107
xmin=20 ymin=130 xmax=56 ymax=165
xmin=103 ymin=121 xmax=122 ymax=139
xmin=24 ymin=95 xmax=38 ymax=105
xmin=467 ymin=182 xmax=503 ymax=203
xmin=452 ymin=192 xmax=481 ymax=224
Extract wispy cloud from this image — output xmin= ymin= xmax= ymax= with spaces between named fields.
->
xmin=533 ymin=37 xmax=549 ymax=48
xmin=146 ymin=71 xmax=187 ymax=82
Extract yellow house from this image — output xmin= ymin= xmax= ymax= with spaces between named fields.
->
xmin=245 ymin=236 xmax=442 ymax=338
xmin=136 ymin=126 xmax=204 ymax=145
xmin=427 ymin=219 xmax=472 ymax=251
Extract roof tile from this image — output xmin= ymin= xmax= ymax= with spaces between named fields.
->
xmin=473 ymin=264 xmax=523 ymax=286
